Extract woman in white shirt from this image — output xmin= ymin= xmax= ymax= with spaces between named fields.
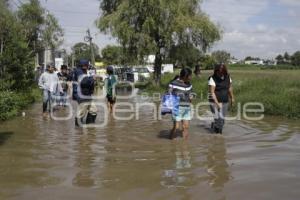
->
xmin=208 ymin=64 xmax=235 ymax=134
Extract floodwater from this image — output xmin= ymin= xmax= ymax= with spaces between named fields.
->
xmin=0 ymin=92 xmax=300 ymax=200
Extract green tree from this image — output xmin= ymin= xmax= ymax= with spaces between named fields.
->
xmin=291 ymin=51 xmax=300 ymax=66
xmin=0 ymin=1 xmax=34 ymax=90
xmin=283 ymin=52 xmax=291 ymax=63
xmin=17 ymin=0 xmax=44 ymax=52
xmin=245 ymin=56 xmax=253 ymax=61
xmin=41 ymin=13 xmax=64 ymax=64
xmin=168 ymin=43 xmax=202 ymax=68
xmin=212 ymin=50 xmax=231 ymax=64
xmin=199 ymin=54 xmax=216 ymax=70
xmin=71 ymin=42 xmax=99 ymax=63
xmin=276 ymin=54 xmax=284 ymax=64
xmin=101 ymin=45 xmax=123 ymax=65
xmin=98 ymin=0 xmax=220 ymax=84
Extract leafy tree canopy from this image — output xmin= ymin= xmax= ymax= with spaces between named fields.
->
xmin=98 ymin=0 xmax=221 ymax=83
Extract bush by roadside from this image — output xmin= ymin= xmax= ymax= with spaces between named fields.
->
xmin=0 ymin=88 xmax=41 ymax=121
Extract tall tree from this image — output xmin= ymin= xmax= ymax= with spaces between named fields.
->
xmin=212 ymin=50 xmax=231 ymax=64
xmin=98 ymin=0 xmax=220 ymax=84
xmin=17 ymin=0 xmax=44 ymax=52
xmin=276 ymin=54 xmax=284 ymax=64
xmin=283 ymin=52 xmax=291 ymax=63
xmin=71 ymin=42 xmax=100 ymax=63
xmin=41 ymin=13 xmax=64 ymax=64
xmin=0 ymin=1 xmax=34 ymax=90
xmin=291 ymin=51 xmax=300 ymax=66
xmin=101 ymin=45 xmax=124 ymax=65
xmin=168 ymin=43 xmax=202 ymax=68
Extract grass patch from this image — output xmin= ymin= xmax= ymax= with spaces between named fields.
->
xmin=142 ymin=69 xmax=300 ymax=119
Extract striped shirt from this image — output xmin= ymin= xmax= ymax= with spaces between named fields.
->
xmin=169 ymin=79 xmax=193 ymax=106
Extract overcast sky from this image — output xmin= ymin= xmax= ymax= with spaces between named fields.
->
xmin=37 ymin=0 xmax=300 ymax=59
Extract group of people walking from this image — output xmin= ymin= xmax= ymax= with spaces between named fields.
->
xmin=38 ymin=59 xmax=118 ymax=127
xmin=38 ymin=60 xmax=234 ymax=140
xmin=38 ymin=64 xmax=69 ymax=117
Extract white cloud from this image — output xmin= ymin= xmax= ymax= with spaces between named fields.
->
xmin=40 ymin=0 xmax=117 ymax=52
xmin=39 ymin=0 xmax=300 ymax=58
xmin=212 ymin=26 xmax=300 ymax=59
xmin=202 ymin=0 xmax=269 ymax=29
xmin=202 ymin=0 xmax=300 ymax=59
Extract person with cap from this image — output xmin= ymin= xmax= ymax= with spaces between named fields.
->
xmin=38 ymin=63 xmax=63 ymax=117
xmin=57 ymin=65 xmax=71 ymax=107
xmin=73 ymin=59 xmax=97 ymax=127
xmin=104 ymin=66 xmax=118 ymax=114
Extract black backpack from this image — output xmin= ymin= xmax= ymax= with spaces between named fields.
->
xmin=80 ymin=76 xmax=94 ymax=96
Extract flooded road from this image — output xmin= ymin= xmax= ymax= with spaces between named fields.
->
xmin=0 ymin=94 xmax=300 ymax=200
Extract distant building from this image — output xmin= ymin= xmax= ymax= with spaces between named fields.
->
xmin=229 ymin=58 xmax=239 ymax=64
xmin=245 ymin=60 xmax=264 ymax=65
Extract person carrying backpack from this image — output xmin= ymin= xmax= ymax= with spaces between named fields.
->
xmin=73 ymin=59 xmax=97 ymax=127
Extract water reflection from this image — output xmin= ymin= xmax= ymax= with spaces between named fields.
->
xmin=72 ymin=133 xmax=97 ymax=188
xmin=205 ymin=136 xmax=231 ymax=190
xmin=161 ymin=141 xmax=193 ymax=188
xmin=1 ymin=97 xmax=300 ymax=199
xmin=0 ymin=131 xmax=13 ymax=146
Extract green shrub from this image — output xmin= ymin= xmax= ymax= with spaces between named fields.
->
xmin=0 ymin=87 xmax=41 ymax=121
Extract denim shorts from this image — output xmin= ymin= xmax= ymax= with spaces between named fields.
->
xmin=172 ymin=106 xmax=192 ymax=122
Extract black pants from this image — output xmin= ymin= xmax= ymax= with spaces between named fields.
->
xmin=210 ymin=103 xmax=229 ymax=130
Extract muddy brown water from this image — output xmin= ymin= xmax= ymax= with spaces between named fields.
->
xmin=0 ymin=93 xmax=300 ymax=200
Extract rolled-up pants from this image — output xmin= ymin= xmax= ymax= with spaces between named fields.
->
xmin=43 ymin=90 xmax=54 ymax=113
xmin=76 ymin=100 xmax=97 ymax=119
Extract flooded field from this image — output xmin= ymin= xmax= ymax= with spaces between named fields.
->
xmin=0 ymin=95 xmax=299 ymax=200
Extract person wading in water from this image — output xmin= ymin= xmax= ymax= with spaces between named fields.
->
xmin=104 ymin=66 xmax=118 ymax=114
xmin=73 ymin=60 xmax=97 ymax=127
xmin=169 ymin=68 xmax=194 ymax=140
xmin=38 ymin=63 xmax=63 ymax=118
xmin=208 ymin=64 xmax=235 ymax=134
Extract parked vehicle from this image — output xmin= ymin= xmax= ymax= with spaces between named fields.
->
xmin=126 ymin=67 xmax=150 ymax=83
xmin=146 ymin=64 xmax=174 ymax=74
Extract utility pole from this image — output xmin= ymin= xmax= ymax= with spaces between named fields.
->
xmin=44 ymin=48 xmax=47 ymax=71
xmin=84 ymin=29 xmax=95 ymax=66
xmin=72 ymin=54 xmax=75 ymax=67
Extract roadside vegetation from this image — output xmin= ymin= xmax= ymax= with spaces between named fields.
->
xmin=140 ymin=68 xmax=300 ymax=119
xmin=0 ymin=0 xmax=63 ymax=121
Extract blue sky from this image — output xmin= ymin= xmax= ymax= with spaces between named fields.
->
xmin=35 ymin=0 xmax=300 ymax=59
